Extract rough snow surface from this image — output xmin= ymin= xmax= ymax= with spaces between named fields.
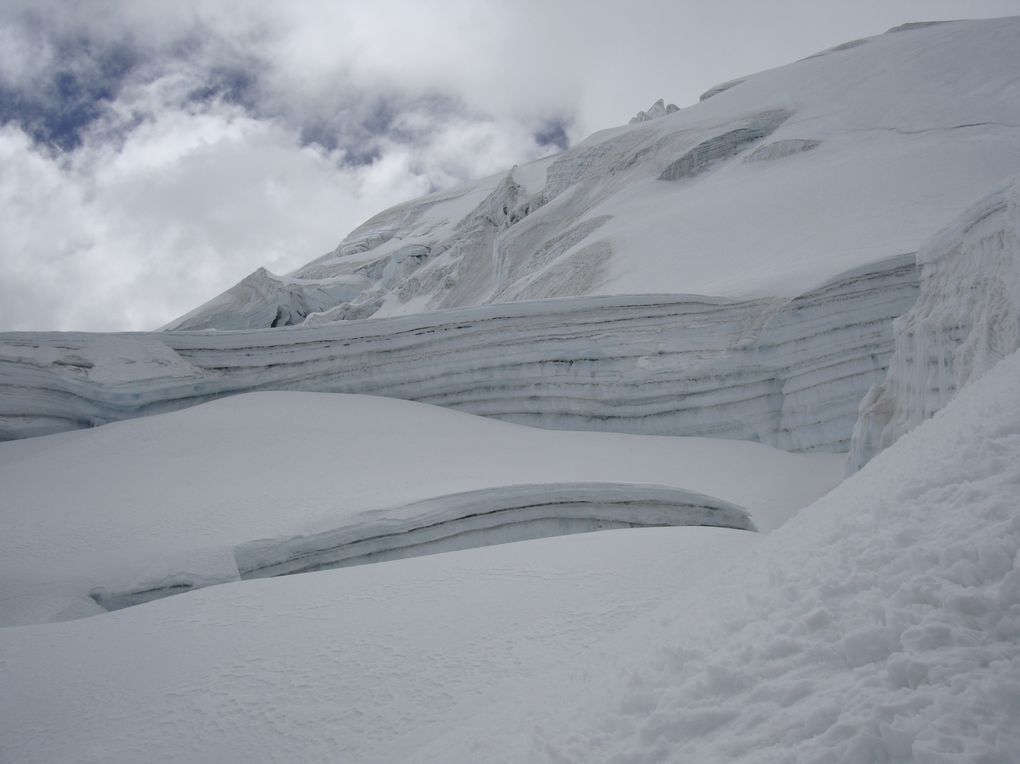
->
xmin=0 ymin=391 xmax=840 ymax=626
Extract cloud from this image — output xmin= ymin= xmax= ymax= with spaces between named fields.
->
xmin=2 ymin=0 xmax=1020 ymax=330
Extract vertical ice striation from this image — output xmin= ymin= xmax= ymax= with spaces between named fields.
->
xmin=848 ymin=179 xmax=1020 ymax=470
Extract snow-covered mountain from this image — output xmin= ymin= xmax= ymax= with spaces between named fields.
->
xmin=3 ymin=17 xmax=1020 ymax=764
xmin=166 ymin=18 xmax=1020 ymax=331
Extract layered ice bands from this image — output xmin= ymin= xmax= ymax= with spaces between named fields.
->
xmin=0 ymin=254 xmax=917 ymax=450
xmin=92 ymin=482 xmax=753 ymax=611
xmin=232 ymin=482 xmax=755 ymax=580
xmin=850 ymin=178 xmax=1020 ymax=469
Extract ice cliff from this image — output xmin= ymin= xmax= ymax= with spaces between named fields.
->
xmin=0 ymin=253 xmax=916 ymax=450
xmin=849 ymin=178 xmax=1020 ymax=469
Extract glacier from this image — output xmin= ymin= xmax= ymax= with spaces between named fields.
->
xmin=3 ymin=15 xmax=1020 ymax=764
xmin=0 ymin=253 xmax=917 ymax=451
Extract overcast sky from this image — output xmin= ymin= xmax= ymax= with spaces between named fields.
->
xmin=3 ymin=0 xmax=1020 ymax=331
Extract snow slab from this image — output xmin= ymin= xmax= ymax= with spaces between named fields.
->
xmin=0 ymin=391 xmax=842 ymax=627
xmin=2 ymin=347 xmax=1019 ymax=762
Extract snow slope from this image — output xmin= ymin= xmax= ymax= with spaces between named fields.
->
xmin=167 ymin=18 xmax=1020 ymax=330
xmin=0 ymin=392 xmax=841 ymax=627
xmin=2 ymin=330 xmax=1017 ymax=763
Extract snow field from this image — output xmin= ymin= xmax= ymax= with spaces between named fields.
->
xmin=0 ymin=391 xmax=842 ymax=627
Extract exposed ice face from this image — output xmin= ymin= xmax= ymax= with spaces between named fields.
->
xmin=0 ymin=254 xmax=917 ymax=451
xmin=849 ymin=178 xmax=1020 ymax=471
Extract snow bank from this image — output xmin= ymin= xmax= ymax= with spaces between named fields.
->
xmin=849 ymin=178 xmax=1020 ymax=470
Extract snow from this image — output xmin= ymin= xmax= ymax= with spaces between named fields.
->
xmin=408 ymin=343 xmax=1020 ymax=764
xmin=0 ymin=391 xmax=842 ymax=627
xmin=0 ymin=527 xmax=755 ymax=764
xmin=3 ymin=17 xmax=1020 ymax=763
xmin=851 ymin=176 xmax=1020 ymax=469
xmin=2 ymin=332 xmax=1018 ymax=763
xmin=166 ymin=18 xmax=1020 ymax=330
xmin=0 ymin=254 xmax=918 ymax=450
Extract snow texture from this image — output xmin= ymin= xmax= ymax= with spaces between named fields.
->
xmin=3 ymin=18 xmax=1020 ymax=764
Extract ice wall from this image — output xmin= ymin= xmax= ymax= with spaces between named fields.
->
xmin=849 ymin=180 xmax=1020 ymax=470
xmin=0 ymin=255 xmax=917 ymax=451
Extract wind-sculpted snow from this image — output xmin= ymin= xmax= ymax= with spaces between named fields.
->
xmin=163 ymin=18 xmax=1020 ymax=330
xmin=849 ymin=178 xmax=1020 ymax=470
xmin=0 ymin=391 xmax=842 ymax=626
xmin=0 ymin=254 xmax=918 ymax=450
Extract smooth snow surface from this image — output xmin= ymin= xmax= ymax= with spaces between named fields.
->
xmin=167 ymin=18 xmax=1020 ymax=331
xmin=2 ymin=343 xmax=1018 ymax=763
xmin=0 ymin=392 xmax=841 ymax=627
